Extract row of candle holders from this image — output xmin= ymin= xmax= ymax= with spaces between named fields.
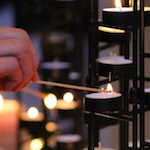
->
xmin=85 ymin=0 xmax=150 ymax=149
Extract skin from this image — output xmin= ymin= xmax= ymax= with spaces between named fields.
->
xmin=0 ymin=27 xmax=39 ymax=91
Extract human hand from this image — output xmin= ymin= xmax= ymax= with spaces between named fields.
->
xmin=0 ymin=27 xmax=39 ymax=91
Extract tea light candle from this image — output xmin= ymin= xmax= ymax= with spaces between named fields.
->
xmin=98 ymin=26 xmax=125 ymax=33
xmin=20 ymin=137 xmax=44 ymax=150
xmin=102 ymin=0 xmax=150 ymax=28
xmin=0 ymin=99 xmax=20 ymax=150
xmin=56 ymin=134 xmax=81 ymax=150
xmin=85 ymin=92 xmax=122 ymax=113
xmin=97 ymin=56 xmax=132 ymax=65
xmin=96 ymin=55 xmax=133 ymax=77
xmin=20 ymin=107 xmax=44 ymax=122
xmin=56 ymin=99 xmax=77 ymax=110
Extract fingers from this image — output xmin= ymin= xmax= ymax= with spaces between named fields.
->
xmin=0 ymin=27 xmax=39 ymax=71
xmin=0 ymin=57 xmax=23 ymax=91
xmin=0 ymin=27 xmax=39 ymax=91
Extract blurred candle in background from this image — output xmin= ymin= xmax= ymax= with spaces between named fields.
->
xmin=0 ymin=96 xmax=20 ymax=150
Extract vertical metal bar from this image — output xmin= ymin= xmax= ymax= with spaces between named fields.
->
xmin=88 ymin=112 xmax=95 ymax=150
xmin=133 ymin=0 xmax=138 ymax=149
xmin=119 ymin=32 xmax=130 ymax=150
xmin=139 ymin=0 xmax=145 ymax=149
xmin=87 ymin=0 xmax=98 ymax=149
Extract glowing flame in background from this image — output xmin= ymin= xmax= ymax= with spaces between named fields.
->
xmin=44 ymin=93 xmax=57 ymax=109
xmin=27 ymin=107 xmax=39 ymax=119
xmin=63 ymin=92 xmax=74 ymax=102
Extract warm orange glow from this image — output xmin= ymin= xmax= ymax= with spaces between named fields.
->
xmin=106 ymin=83 xmax=113 ymax=92
xmin=30 ymin=138 xmax=44 ymax=150
xmin=0 ymin=94 xmax=3 ymax=110
xmin=45 ymin=122 xmax=57 ymax=132
xmin=129 ymin=0 xmax=139 ymax=8
xmin=115 ymin=0 xmax=122 ymax=9
xmin=27 ymin=107 xmax=39 ymax=119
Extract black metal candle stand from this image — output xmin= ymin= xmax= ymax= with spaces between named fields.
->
xmin=103 ymin=10 xmax=150 ymax=29
xmin=144 ymin=92 xmax=150 ymax=107
xmin=96 ymin=58 xmax=133 ymax=78
xmin=84 ymin=93 xmax=122 ymax=113
xmin=84 ymin=113 xmax=118 ymax=129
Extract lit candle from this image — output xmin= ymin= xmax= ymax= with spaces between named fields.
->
xmin=98 ymin=26 xmax=125 ymax=33
xmin=44 ymin=93 xmax=57 ymax=109
xmin=20 ymin=137 xmax=44 ymax=150
xmin=84 ymin=84 xmax=122 ymax=113
xmin=55 ymin=99 xmax=77 ymax=110
xmin=20 ymin=107 xmax=44 ymax=122
xmin=102 ymin=0 xmax=150 ymax=28
xmin=0 ymin=98 xmax=20 ymax=150
xmin=98 ymin=26 xmax=126 ymax=43
xmin=55 ymin=92 xmax=77 ymax=110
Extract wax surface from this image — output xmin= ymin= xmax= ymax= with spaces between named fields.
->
xmin=145 ymin=87 xmax=150 ymax=93
xmin=56 ymin=99 xmax=77 ymax=110
xmin=0 ymin=100 xmax=19 ymax=150
xmin=85 ymin=92 xmax=121 ymax=99
xmin=40 ymin=61 xmax=70 ymax=69
xmin=103 ymin=7 xmax=150 ymax=12
xmin=20 ymin=112 xmax=44 ymax=122
xmin=97 ymin=56 xmax=132 ymax=65
xmin=56 ymin=134 xmax=81 ymax=142
xmin=98 ymin=26 xmax=125 ymax=33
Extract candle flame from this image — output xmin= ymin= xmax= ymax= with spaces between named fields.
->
xmin=129 ymin=0 xmax=139 ymax=8
xmin=27 ymin=107 xmax=39 ymax=119
xmin=115 ymin=0 xmax=122 ymax=9
xmin=30 ymin=138 xmax=44 ymax=150
xmin=0 ymin=94 xmax=3 ymax=110
xmin=63 ymin=92 xmax=74 ymax=102
xmin=44 ymin=93 xmax=57 ymax=109
xmin=106 ymin=83 xmax=114 ymax=92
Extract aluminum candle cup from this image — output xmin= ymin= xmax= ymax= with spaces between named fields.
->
xmin=84 ymin=92 xmax=122 ymax=113
xmin=96 ymin=56 xmax=133 ymax=78
xmin=55 ymin=134 xmax=81 ymax=150
xmin=102 ymin=7 xmax=150 ymax=29
xmin=98 ymin=26 xmax=127 ymax=43
xmin=20 ymin=110 xmax=44 ymax=138
xmin=145 ymin=88 xmax=150 ymax=106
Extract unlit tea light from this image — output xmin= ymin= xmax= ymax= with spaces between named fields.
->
xmin=97 ymin=56 xmax=132 ymax=65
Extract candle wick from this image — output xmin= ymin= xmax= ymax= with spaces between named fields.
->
xmin=119 ymin=6 xmax=122 ymax=11
xmin=98 ymin=142 xmax=102 ymax=150
xmin=109 ymin=72 xmax=112 ymax=82
xmin=114 ymin=53 xmax=117 ymax=62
